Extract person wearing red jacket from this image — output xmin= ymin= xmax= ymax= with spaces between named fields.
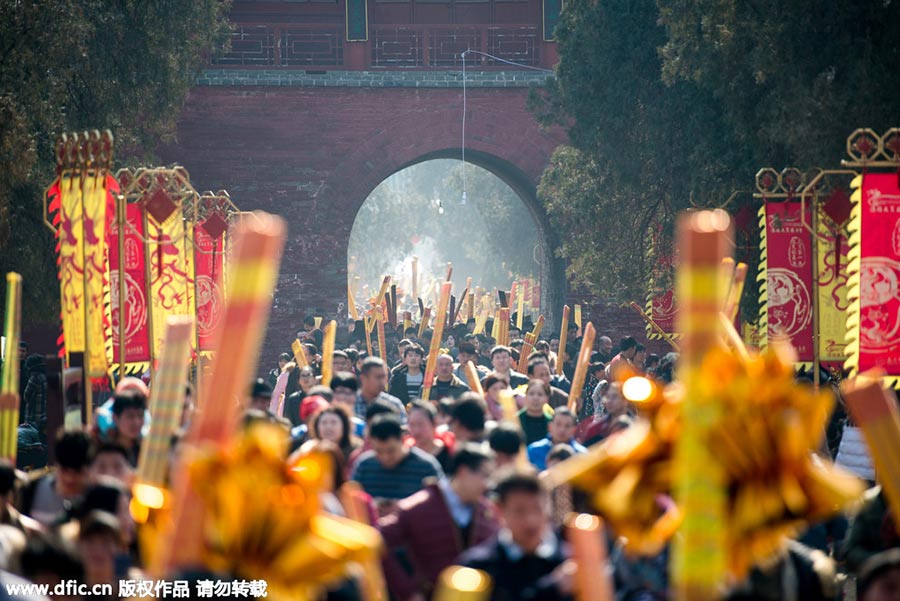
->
xmin=378 ymin=444 xmax=499 ymax=601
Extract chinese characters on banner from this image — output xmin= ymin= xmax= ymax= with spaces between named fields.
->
xmin=193 ymin=223 xmax=226 ymax=353
xmin=108 ymin=203 xmax=152 ymax=371
xmin=763 ymin=201 xmax=814 ymax=362
xmin=850 ymin=173 xmax=900 ymax=375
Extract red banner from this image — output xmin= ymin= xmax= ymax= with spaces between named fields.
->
xmin=857 ymin=173 xmax=900 ymax=372
xmin=108 ymin=203 xmax=151 ymax=369
xmin=764 ymin=201 xmax=814 ymax=361
xmin=649 ymin=289 xmax=676 ymax=336
xmin=193 ymin=223 xmax=225 ymax=352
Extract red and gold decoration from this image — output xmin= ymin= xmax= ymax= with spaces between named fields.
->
xmin=108 ymin=202 xmax=151 ymax=374
xmin=844 ymin=128 xmax=900 ymax=382
xmin=191 ymin=191 xmax=235 ymax=356
xmin=45 ymin=132 xmax=116 ymax=382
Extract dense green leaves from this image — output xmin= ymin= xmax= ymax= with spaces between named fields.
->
xmin=0 ymin=0 xmax=231 ymax=326
xmin=533 ymin=0 xmax=900 ymax=314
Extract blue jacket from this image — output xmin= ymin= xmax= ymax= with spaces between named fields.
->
xmin=526 ymin=437 xmax=587 ymax=470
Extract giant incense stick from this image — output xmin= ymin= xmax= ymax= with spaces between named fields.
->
xmin=556 ymin=305 xmax=571 ymax=376
xmin=723 ymin=262 xmax=748 ymax=323
xmin=291 ymin=338 xmax=310 ymax=369
xmin=574 ymin=304 xmax=582 ymax=336
xmin=566 ymin=514 xmax=614 ymax=601
xmin=463 ymin=361 xmax=485 ymax=396
xmin=0 ymin=273 xmax=22 ymax=462
xmin=422 ymin=282 xmax=452 ymax=401
xmin=348 ymin=284 xmax=360 ymax=320
xmin=433 ymin=566 xmax=491 ymax=601
xmin=516 ymin=282 xmax=525 ymax=330
xmin=376 ymin=311 xmax=387 ymax=363
xmin=516 ymin=315 xmax=545 ymax=373
xmin=134 ymin=316 xmax=193 ymax=500
xmin=671 ymin=210 xmax=731 ymax=601
xmin=321 ymin=320 xmax=337 ymax=387
xmin=842 ymin=374 xmax=900 ymax=534
xmin=161 ymin=212 xmax=286 ymax=573
xmin=364 ymin=315 xmax=374 ymax=357
xmin=567 ymin=323 xmax=595 ymax=414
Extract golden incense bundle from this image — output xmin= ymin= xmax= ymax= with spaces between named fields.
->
xmin=135 ymin=316 xmax=194 ymax=493
xmin=565 ymin=514 xmax=614 ymax=601
xmin=464 ymin=361 xmax=485 ymax=396
xmin=162 ymin=211 xmax=286 ymax=573
xmin=467 ymin=291 xmax=475 ymax=322
xmin=723 ymin=262 xmax=748 ymax=323
xmin=452 ymin=287 xmax=469 ymax=325
xmin=418 ymin=308 xmax=431 ymax=339
xmin=567 ymin=323 xmax=595 ymax=414
xmin=348 ymin=284 xmax=360 ymax=320
xmin=841 ymin=374 xmax=900 ymax=535
xmin=291 ymin=338 xmax=310 ymax=369
xmin=496 ymin=308 xmax=510 ymax=347
xmin=473 ymin=309 xmax=489 ymax=335
xmin=574 ymin=304 xmax=582 ymax=336
xmin=556 ymin=305 xmax=571 ymax=376
xmin=376 ymin=311 xmax=387 ymax=363
xmin=671 ymin=209 xmax=731 ymax=601
xmin=0 ymin=273 xmax=22 ymax=462
xmin=321 ymin=320 xmax=337 ymax=387
xmin=516 ymin=315 xmax=546 ymax=373
xmin=433 ymin=566 xmax=491 ymax=601
xmin=364 ymin=316 xmax=374 ymax=357
xmin=422 ymin=282 xmax=452 ymax=401
xmin=389 ymin=284 xmax=398 ymax=328
xmin=403 ymin=311 xmax=412 ymax=334
xmin=517 ymin=283 xmax=525 ymax=330
xmin=445 ymin=262 xmax=453 ymax=283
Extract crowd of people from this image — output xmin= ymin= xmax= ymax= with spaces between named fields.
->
xmin=0 ymin=315 xmax=898 ymax=601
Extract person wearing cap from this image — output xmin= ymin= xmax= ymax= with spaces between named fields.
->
xmin=104 ymin=391 xmax=146 ymax=467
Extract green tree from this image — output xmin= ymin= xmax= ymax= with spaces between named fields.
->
xmin=532 ymin=0 xmax=747 ymax=302
xmin=0 ymin=0 xmax=231 ymax=327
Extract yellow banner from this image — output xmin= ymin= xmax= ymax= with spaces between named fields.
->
xmin=816 ymin=209 xmax=850 ymax=363
xmin=148 ymin=213 xmax=192 ymax=360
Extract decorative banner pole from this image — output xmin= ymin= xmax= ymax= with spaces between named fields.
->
xmin=160 ymin=211 xmax=286 ymax=573
xmin=0 ymin=273 xmax=23 ymax=462
xmin=628 ymin=302 xmax=681 ymax=352
xmin=671 ymin=209 xmax=731 ymax=601
xmin=422 ymin=282 xmax=452 ymax=401
xmin=556 ymin=305 xmax=570 ymax=376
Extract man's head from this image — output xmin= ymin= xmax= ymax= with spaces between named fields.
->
xmin=330 ymin=371 xmax=358 ymax=411
xmin=526 ymin=357 xmax=552 ymax=385
xmin=495 ymin=469 xmax=549 ymax=554
xmin=332 ymin=350 xmax=352 ymax=373
xmin=368 ymin=414 xmax=407 ymax=469
xmin=548 ymin=407 xmax=577 ymax=445
xmin=17 ymin=341 xmax=28 ymax=361
xmin=436 ymin=354 xmax=455 ymax=380
xmin=858 ymin=548 xmax=900 ymax=601
xmin=278 ymin=352 xmax=291 ymax=370
xmin=619 ymin=336 xmax=638 ymax=359
xmin=549 ymin=335 xmax=560 ymax=354
xmin=603 ymin=382 xmax=627 ymax=416
xmin=633 ymin=343 xmax=646 ymax=366
xmin=303 ymin=315 xmax=317 ymax=331
xmin=509 ymin=326 xmax=522 ymax=340
xmin=248 ymin=378 xmax=272 ymax=412
xmin=488 ymin=424 xmax=522 ymax=468
xmin=54 ymin=430 xmax=92 ymax=498
xmin=359 ymin=357 xmax=389 ymax=396
xmin=403 ymin=344 xmax=425 ymax=371
xmin=111 ymin=390 xmax=147 ymax=442
xmin=457 ymin=342 xmax=478 ymax=366
xmin=448 ymin=443 xmax=494 ymax=503
xmin=491 ymin=346 xmax=513 ymax=373
xmin=598 ymin=336 xmax=613 ymax=356
xmin=397 ymin=339 xmax=412 ymax=357
xmin=407 ymin=400 xmax=437 ymax=444
xmin=450 ymin=394 xmax=487 ymax=442
xmin=546 ymin=444 xmax=574 ymax=468
xmin=89 ymin=443 xmax=132 ymax=485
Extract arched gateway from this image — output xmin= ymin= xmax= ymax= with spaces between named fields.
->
xmin=159 ymin=0 xmax=568 ymax=358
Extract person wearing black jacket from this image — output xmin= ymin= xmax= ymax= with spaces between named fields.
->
xmin=458 ymin=470 xmax=574 ymax=601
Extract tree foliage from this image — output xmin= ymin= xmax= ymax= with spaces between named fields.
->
xmin=0 ymin=0 xmax=231 ymax=326
xmin=533 ymin=0 xmax=900 ymax=311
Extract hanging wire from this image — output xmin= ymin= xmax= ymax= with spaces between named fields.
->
xmin=459 ymin=49 xmax=554 ymax=205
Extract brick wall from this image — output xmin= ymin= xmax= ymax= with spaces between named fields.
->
xmin=158 ymin=79 xmax=567 ymax=368
xmin=198 ymin=69 xmax=553 ymax=88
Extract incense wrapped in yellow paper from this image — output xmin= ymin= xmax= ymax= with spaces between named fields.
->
xmin=321 ymin=320 xmax=337 ymax=387
xmin=376 ymin=309 xmax=387 ymax=363
xmin=348 ymin=284 xmax=360 ymax=320
xmin=419 ymin=307 xmax=431 ymax=339
xmin=473 ymin=309 xmax=489 ymax=335
xmin=574 ymin=304 xmax=582 ymax=336
xmin=516 ymin=282 xmax=525 ymax=330
xmin=467 ymin=292 xmax=475 ymax=322
xmin=496 ymin=308 xmax=510 ymax=347
xmin=556 ymin=306 xmax=570 ymax=376
xmin=364 ymin=315 xmax=374 ymax=357
xmin=723 ymin=262 xmax=748 ymax=322
xmin=567 ymin=323 xmax=595 ymax=414
xmin=160 ymin=211 xmax=286 ymax=573
xmin=422 ymin=282 xmax=452 ymax=401
xmin=671 ymin=210 xmax=730 ymax=601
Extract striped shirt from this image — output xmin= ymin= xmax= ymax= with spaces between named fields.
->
xmin=351 ymin=446 xmax=443 ymax=500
